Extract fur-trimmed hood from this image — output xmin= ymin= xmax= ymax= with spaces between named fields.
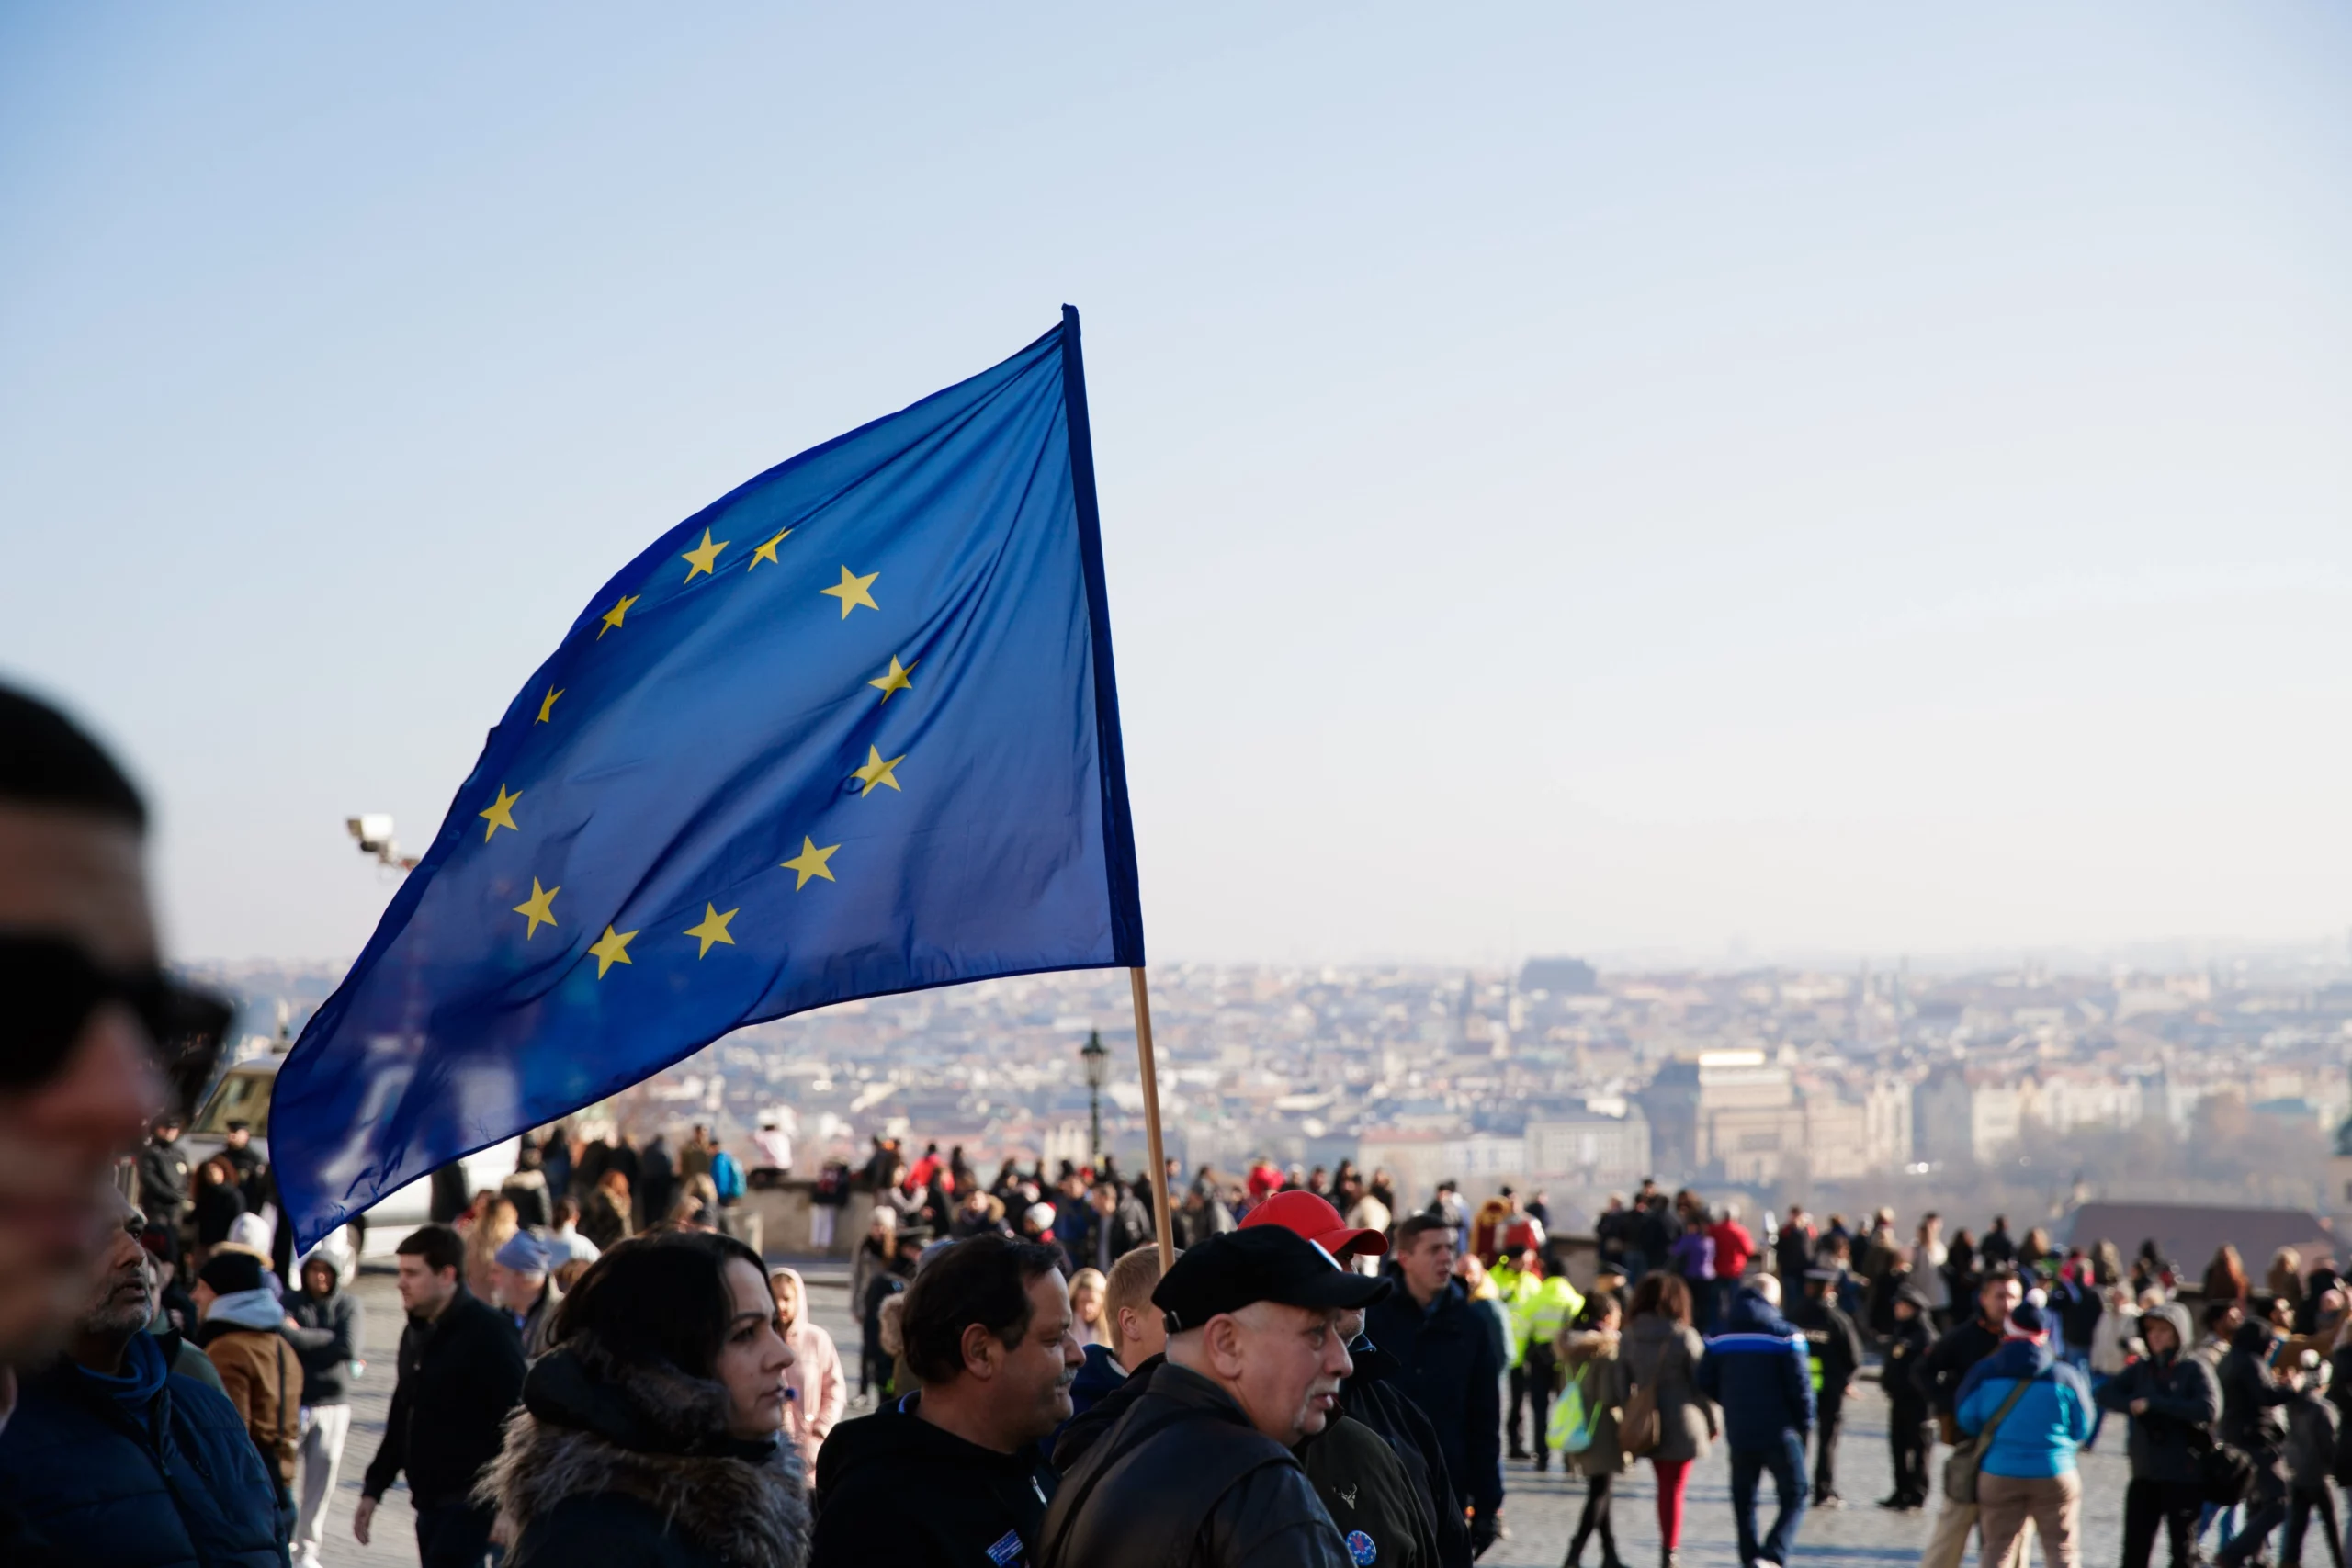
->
xmin=477 ymin=1337 xmax=809 ymax=1568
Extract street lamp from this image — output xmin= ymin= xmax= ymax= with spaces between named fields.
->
xmin=1080 ymin=1029 xmax=1109 ymax=1169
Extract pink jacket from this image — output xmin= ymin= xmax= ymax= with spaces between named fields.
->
xmin=775 ymin=1268 xmax=846 ymax=1474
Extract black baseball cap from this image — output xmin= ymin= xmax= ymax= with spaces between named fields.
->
xmin=1153 ymin=1224 xmax=1391 ymax=1332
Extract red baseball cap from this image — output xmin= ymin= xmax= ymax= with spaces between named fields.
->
xmin=1241 ymin=1190 xmax=1389 ymax=1259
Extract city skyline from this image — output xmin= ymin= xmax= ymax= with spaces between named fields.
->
xmin=6 ymin=6 xmax=2349 ymax=964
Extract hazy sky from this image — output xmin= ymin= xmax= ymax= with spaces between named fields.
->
xmin=5 ymin=5 xmax=2348 ymax=968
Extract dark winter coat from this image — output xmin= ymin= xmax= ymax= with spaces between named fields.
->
xmin=1065 ymin=1342 xmax=1129 ymax=1426
xmin=477 ymin=1339 xmax=810 ymax=1568
xmin=1916 ymin=1314 xmax=2007 ymax=1423
xmin=1300 ymin=1412 xmax=1438 ymax=1568
xmin=1339 ymin=1336 xmax=1474 ymax=1568
xmin=2286 ymin=1387 xmax=2339 ymax=1490
xmin=363 ymin=1286 xmax=528 ymax=1509
xmin=1788 ymin=1291 xmax=1864 ymax=1398
xmin=1039 ymin=1361 xmax=1350 ymax=1568
xmin=1883 ymin=1315 xmax=1933 ymax=1420
xmin=0 ymin=1332 xmax=287 ymax=1568
xmin=284 ymin=1279 xmax=364 ymax=1405
xmin=2094 ymin=1306 xmax=2219 ymax=1486
xmin=1694 ymin=1289 xmax=1814 ymax=1450
xmin=136 ymin=1137 xmax=192 ymax=1224
xmin=2218 ymin=1322 xmax=2292 ymax=1458
xmin=1076 ymin=1198 xmax=1153 ymax=1274
xmin=811 ymin=1393 xmax=1058 ymax=1568
xmin=1364 ymin=1277 xmax=1505 ymax=1518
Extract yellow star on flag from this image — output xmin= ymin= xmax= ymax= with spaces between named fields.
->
xmin=853 ymin=745 xmax=905 ymax=796
xmin=748 ymin=528 xmax=793 ymax=570
xmin=780 ymin=836 xmax=840 ymax=889
xmin=536 ymin=687 xmax=563 ymax=724
xmin=683 ymin=903 xmax=739 ymax=958
xmin=820 ymin=566 xmax=879 ymax=619
xmin=680 ymin=527 xmax=729 ymax=581
xmin=868 ymin=656 xmax=917 ymax=703
xmin=598 ymin=594 xmax=639 ymax=638
xmin=588 ymin=924 xmax=639 ymax=978
xmin=478 ymin=784 xmax=522 ymax=840
xmin=512 ymin=878 xmax=560 ymax=939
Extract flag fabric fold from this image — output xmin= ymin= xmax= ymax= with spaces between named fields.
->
xmin=273 ymin=309 xmax=1142 ymax=1249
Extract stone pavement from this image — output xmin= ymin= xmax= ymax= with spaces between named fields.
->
xmin=316 ymin=1265 xmax=2137 ymax=1568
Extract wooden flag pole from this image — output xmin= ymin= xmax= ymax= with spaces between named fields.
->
xmin=1129 ymin=966 xmax=1176 ymax=1271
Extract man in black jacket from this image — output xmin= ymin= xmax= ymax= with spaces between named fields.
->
xmin=2215 ymin=1319 xmax=2295 ymax=1567
xmin=2095 ymin=1302 xmax=2220 ymax=1568
xmin=1040 ymin=1225 xmax=1388 ymax=1567
xmin=286 ymin=1251 xmax=366 ymax=1568
xmin=1792 ymin=1267 xmax=1864 ymax=1508
xmin=1367 ymin=1213 xmax=1506 ymax=1554
xmin=1913 ymin=1268 xmax=2022 ymax=1568
xmin=812 ymin=1235 xmax=1079 ymax=1567
xmin=1879 ymin=1284 xmax=1936 ymax=1509
xmin=356 ymin=1224 xmax=526 ymax=1568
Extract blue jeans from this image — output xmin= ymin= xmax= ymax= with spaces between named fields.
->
xmin=1730 ymin=1432 xmax=1809 ymax=1565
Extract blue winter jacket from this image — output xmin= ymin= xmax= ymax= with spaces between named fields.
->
xmin=0 ymin=1331 xmax=288 ymax=1568
xmin=1955 ymin=1338 xmax=2094 ymax=1479
xmin=1694 ymin=1289 xmax=1814 ymax=1450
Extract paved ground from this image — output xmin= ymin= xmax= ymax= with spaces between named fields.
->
xmin=316 ymin=1266 xmax=2136 ymax=1567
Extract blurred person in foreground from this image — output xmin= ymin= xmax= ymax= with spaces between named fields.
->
xmin=810 ymin=1235 xmax=1077 ymax=1567
xmin=286 ymin=1249 xmax=367 ymax=1568
xmin=476 ymin=1229 xmax=808 ymax=1567
xmin=0 ymin=1185 xmax=284 ymax=1563
xmin=768 ymin=1266 xmax=846 ymax=1480
xmin=358 ymin=1223 xmax=528 ymax=1568
xmin=1038 ymin=1224 xmax=1391 ymax=1568
xmin=0 ymin=686 xmax=223 ymax=1383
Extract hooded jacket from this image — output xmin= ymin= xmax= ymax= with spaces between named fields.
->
xmin=0 ymin=1331 xmax=286 ymax=1568
xmin=1364 ymin=1275 xmax=1504 ymax=1518
xmin=810 ymin=1393 xmax=1058 ymax=1568
xmin=1955 ymin=1338 xmax=2094 ymax=1479
xmin=284 ymin=1276 xmax=365 ymax=1406
xmin=1694 ymin=1289 xmax=1814 ymax=1450
xmin=476 ymin=1338 xmax=810 ymax=1568
xmin=1037 ymin=1360 xmax=1350 ymax=1568
xmin=771 ymin=1269 xmax=846 ymax=1478
xmin=2093 ymin=1304 xmax=2219 ymax=1485
xmin=195 ymin=1289 xmax=303 ymax=1486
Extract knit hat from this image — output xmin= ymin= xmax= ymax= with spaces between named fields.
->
xmin=494 ymin=1229 xmax=554 ymax=1274
xmin=198 ymin=1249 xmax=266 ymax=1296
xmin=2005 ymin=1291 xmax=2052 ymax=1343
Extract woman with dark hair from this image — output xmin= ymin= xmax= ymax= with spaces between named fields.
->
xmin=478 ymin=1229 xmax=808 ymax=1567
xmin=1622 ymin=1272 xmax=1715 ymax=1567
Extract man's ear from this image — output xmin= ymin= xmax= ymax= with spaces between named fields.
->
xmin=960 ymin=1321 xmax=1001 ymax=1382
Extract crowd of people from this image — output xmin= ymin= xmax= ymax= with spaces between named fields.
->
xmin=3 ymin=679 xmax=2349 ymax=1568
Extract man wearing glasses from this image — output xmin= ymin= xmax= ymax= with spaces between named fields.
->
xmin=0 ymin=686 xmax=232 ymax=1405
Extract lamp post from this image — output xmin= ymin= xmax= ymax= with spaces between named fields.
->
xmin=1081 ymin=1029 xmax=1109 ymax=1169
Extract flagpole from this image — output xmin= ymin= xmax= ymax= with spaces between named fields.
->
xmin=1129 ymin=966 xmax=1175 ymax=1271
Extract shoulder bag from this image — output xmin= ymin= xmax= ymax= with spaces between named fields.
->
xmin=1943 ymin=1372 xmax=2034 ymax=1504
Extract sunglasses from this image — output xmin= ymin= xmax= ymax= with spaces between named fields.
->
xmin=1 ymin=934 xmax=234 ymax=1117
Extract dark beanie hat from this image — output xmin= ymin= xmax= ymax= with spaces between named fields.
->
xmin=198 ymin=1250 xmax=266 ymax=1297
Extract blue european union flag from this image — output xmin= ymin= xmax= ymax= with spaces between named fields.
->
xmin=273 ymin=310 xmax=1142 ymax=1249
